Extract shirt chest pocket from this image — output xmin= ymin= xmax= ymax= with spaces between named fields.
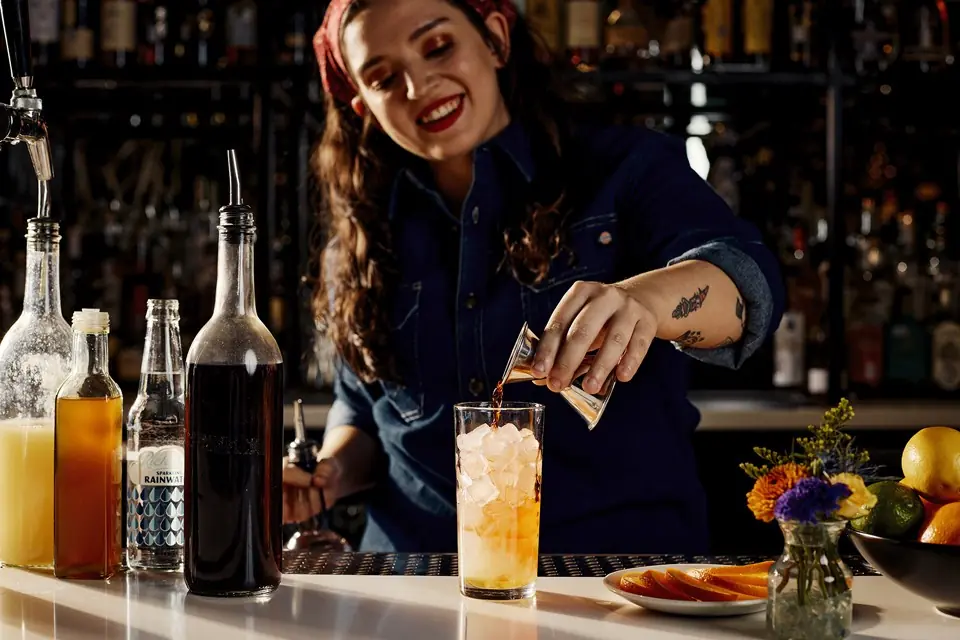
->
xmin=520 ymin=212 xmax=620 ymax=331
xmin=380 ymin=280 xmax=426 ymax=422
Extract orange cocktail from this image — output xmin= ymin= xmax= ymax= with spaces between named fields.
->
xmin=0 ymin=419 xmax=55 ymax=568
xmin=455 ymin=402 xmax=544 ymax=600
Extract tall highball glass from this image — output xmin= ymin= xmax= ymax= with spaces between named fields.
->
xmin=454 ymin=402 xmax=544 ymax=600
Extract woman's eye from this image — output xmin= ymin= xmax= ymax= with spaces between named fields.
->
xmin=424 ymin=36 xmax=453 ymax=59
xmin=370 ymin=74 xmax=397 ymax=91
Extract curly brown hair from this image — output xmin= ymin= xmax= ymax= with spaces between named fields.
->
xmin=311 ymin=0 xmax=576 ymax=384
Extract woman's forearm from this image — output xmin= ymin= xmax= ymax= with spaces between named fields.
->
xmin=318 ymin=425 xmax=380 ymax=497
xmin=615 ymin=259 xmax=746 ymax=349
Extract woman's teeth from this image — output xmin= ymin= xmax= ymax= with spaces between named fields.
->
xmin=420 ymin=97 xmax=462 ymax=124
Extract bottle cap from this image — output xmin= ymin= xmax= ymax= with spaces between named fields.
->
xmin=25 ymin=217 xmax=60 ymax=243
xmin=72 ymin=308 xmax=110 ymax=333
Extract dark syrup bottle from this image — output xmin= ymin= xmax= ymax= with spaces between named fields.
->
xmin=184 ymin=150 xmax=284 ymax=597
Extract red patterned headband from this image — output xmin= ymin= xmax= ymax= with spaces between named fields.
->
xmin=314 ymin=0 xmax=518 ymax=105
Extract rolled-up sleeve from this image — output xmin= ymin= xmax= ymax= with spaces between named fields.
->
xmin=326 ymin=358 xmax=380 ymax=439
xmin=617 ymin=132 xmax=785 ymax=369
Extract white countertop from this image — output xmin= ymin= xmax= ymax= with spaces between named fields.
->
xmin=1 ymin=568 xmax=957 ymax=639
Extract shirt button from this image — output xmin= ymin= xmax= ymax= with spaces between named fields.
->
xmin=472 ymin=206 xmax=480 ymax=224
xmin=465 ymin=293 xmax=477 ymax=309
xmin=469 ymin=378 xmax=484 ymax=396
xmin=598 ymin=230 xmax=613 ymax=245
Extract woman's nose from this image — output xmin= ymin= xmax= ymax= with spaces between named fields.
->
xmin=404 ymin=67 xmax=435 ymax=101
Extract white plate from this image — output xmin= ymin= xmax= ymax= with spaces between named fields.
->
xmin=603 ymin=564 xmax=767 ymax=617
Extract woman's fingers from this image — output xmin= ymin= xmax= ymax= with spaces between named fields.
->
xmin=532 ymin=282 xmax=595 ymax=380
xmin=617 ymin=319 xmax=656 ymax=382
xmin=583 ymin=313 xmax=637 ymax=394
xmin=283 ymin=464 xmax=314 ymax=489
xmin=547 ymin=288 xmax=620 ymax=392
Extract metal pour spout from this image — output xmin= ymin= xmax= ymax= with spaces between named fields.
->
xmin=0 ymin=0 xmax=54 ymax=182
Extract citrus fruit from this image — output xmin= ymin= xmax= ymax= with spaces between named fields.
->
xmin=620 ymin=571 xmax=677 ymax=599
xmin=694 ymin=573 xmax=768 ymax=599
xmin=648 ymin=570 xmax=696 ymax=601
xmin=702 ymin=560 xmax=773 ymax=576
xmin=663 ymin=568 xmax=755 ymax=602
xmin=850 ymin=481 xmax=924 ymax=539
xmin=919 ymin=501 xmax=960 ymax=545
xmin=918 ymin=496 xmax=944 ymax=537
xmin=901 ymin=427 xmax=960 ymax=503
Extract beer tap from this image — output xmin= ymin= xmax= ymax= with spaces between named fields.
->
xmin=0 ymin=0 xmax=54 ymax=182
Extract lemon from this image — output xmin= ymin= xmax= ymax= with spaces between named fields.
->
xmin=850 ymin=481 xmax=924 ymax=539
xmin=901 ymin=426 xmax=960 ymax=503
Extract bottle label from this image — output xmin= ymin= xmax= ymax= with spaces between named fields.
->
xmin=62 ymin=28 xmax=94 ymax=61
xmin=227 ymin=4 xmax=257 ymax=49
xmin=102 ymin=0 xmax=136 ymax=52
xmin=566 ymin=1 xmax=600 ymax=49
xmin=127 ymin=445 xmax=185 ymax=550
xmin=526 ymin=0 xmax=561 ymax=52
xmin=848 ymin=324 xmax=883 ymax=387
xmin=932 ymin=322 xmax=960 ymax=391
xmin=28 ymin=0 xmax=60 ymax=44
xmin=743 ymin=0 xmax=773 ymax=55
xmin=702 ymin=0 xmax=733 ymax=58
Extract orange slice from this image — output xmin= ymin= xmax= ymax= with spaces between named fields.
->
xmin=649 ymin=570 xmax=698 ymax=601
xmin=703 ymin=561 xmax=774 ymax=576
xmin=663 ymin=568 xmax=753 ymax=602
xmin=692 ymin=572 xmax=767 ymax=599
xmin=619 ymin=571 xmax=680 ymax=600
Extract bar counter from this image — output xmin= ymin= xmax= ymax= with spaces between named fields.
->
xmin=1 ymin=551 xmax=956 ymax=639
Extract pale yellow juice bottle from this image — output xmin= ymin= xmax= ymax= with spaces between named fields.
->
xmin=0 ymin=420 xmax=55 ymax=567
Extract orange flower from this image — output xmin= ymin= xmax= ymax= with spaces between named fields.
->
xmin=747 ymin=463 xmax=810 ymax=522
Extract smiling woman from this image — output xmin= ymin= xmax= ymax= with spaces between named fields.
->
xmin=288 ymin=0 xmax=786 ymax=556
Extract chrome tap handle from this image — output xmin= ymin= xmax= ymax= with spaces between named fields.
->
xmin=0 ymin=0 xmax=33 ymax=85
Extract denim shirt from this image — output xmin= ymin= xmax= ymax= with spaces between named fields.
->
xmin=326 ymin=121 xmax=785 ymax=555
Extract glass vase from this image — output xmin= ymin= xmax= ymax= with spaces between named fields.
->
xmin=767 ymin=519 xmax=853 ymax=640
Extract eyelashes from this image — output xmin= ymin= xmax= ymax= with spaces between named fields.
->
xmin=365 ymin=35 xmax=456 ymax=92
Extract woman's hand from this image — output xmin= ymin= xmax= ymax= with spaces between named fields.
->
xmin=532 ymin=281 xmax=661 ymax=395
xmin=282 ymin=456 xmax=343 ymax=524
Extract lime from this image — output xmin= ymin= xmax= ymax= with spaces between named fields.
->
xmin=850 ymin=481 xmax=924 ymax=539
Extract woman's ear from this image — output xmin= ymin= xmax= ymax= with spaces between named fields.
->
xmin=484 ymin=11 xmax=511 ymax=68
xmin=351 ymin=95 xmax=367 ymax=118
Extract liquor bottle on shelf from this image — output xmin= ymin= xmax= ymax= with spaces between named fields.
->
xmin=127 ymin=299 xmax=185 ymax=572
xmin=54 ymin=309 xmax=124 ymax=580
xmin=101 ymin=0 xmax=137 ymax=68
xmin=0 ymin=215 xmax=72 ymax=570
xmin=195 ymin=0 xmax=219 ymax=68
xmin=928 ymin=279 xmax=960 ymax=395
xmin=138 ymin=2 xmax=170 ymax=66
xmin=603 ymin=0 xmax=647 ymax=68
xmin=742 ymin=0 xmax=773 ymax=70
xmin=61 ymin=0 xmax=95 ymax=69
xmin=28 ymin=0 xmax=60 ymax=67
xmin=884 ymin=211 xmax=928 ymax=393
xmin=184 ymin=151 xmax=283 ymax=597
xmin=701 ymin=0 xmax=733 ymax=68
xmin=846 ymin=205 xmax=889 ymax=397
xmin=901 ymin=1 xmax=952 ymax=73
xmin=787 ymin=0 xmax=816 ymax=70
xmin=660 ymin=1 xmax=694 ymax=70
xmin=851 ymin=0 xmax=900 ymax=76
xmin=565 ymin=0 xmax=601 ymax=69
xmin=225 ymin=0 xmax=257 ymax=66
xmin=279 ymin=0 xmax=311 ymax=66
xmin=525 ymin=0 xmax=562 ymax=55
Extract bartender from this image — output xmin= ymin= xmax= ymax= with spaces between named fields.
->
xmin=283 ymin=0 xmax=784 ymax=554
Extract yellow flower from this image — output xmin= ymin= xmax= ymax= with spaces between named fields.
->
xmin=747 ymin=463 xmax=810 ymax=522
xmin=830 ymin=473 xmax=877 ymax=519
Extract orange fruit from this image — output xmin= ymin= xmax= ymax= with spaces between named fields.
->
xmin=919 ymin=501 xmax=960 ymax=545
xmin=704 ymin=560 xmax=774 ymax=576
xmin=692 ymin=572 xmax=767 ymax=599
xmin=663 ymin=568 xmax=753 ymax=602
xmin=648 ymin=570 xmax=697 ymax=601
xmin=919 ymin=496 xmax=944 ymax=536
xmin=620 ymin=571 xmax=678 ymax=600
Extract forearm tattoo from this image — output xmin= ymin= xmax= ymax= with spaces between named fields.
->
xmin=672 ymin=286 xmax=710 ymax=320
xmin=673 ymin=330 xmax=704 ymax=348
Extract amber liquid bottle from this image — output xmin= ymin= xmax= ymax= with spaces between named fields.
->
xmin=54 ymin=309 xmax=124 ymax=580
xmin=184 ymin=151 xmax=284 ymax=597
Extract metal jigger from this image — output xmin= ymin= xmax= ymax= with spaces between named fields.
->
xmin=285 ymin=399 xmax=351 ymax=552
xmin=501 ymin=322 xmax=616 ymax=430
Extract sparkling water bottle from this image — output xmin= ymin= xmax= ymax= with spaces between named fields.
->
xmin=126 ymin=299 xmax=186 ymax=571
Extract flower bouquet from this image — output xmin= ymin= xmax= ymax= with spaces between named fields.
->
xmin=741 ymin=399 xmax=878 ymax=640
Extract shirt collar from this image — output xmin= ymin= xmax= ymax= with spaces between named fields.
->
xmin=388 ymin=119 xmax=536 ymax=221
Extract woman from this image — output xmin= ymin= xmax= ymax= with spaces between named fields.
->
xmin=283 ymin=0 xmax=784 ymax=555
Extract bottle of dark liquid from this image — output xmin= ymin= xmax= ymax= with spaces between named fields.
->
xmin=184 ymin=151 xmax=284 ymax=597
xmin=101 ymin=0 xmax=137 ymax=68
xmin=60 ymin=0 xmax=95 ymax=70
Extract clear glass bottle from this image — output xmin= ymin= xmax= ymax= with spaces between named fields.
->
xmin=54 ymin=308 xmax=124 ymax=579
xmin=184 ymin=150 xmax=284 ymax=597
xmin=127 ymin=299 xmax=186 ymax=571
xmin=0 ymin=215 xmax=72 ymax=569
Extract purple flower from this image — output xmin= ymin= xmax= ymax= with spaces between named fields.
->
xmin=774 ymin=477 xmax=852 ymax=524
